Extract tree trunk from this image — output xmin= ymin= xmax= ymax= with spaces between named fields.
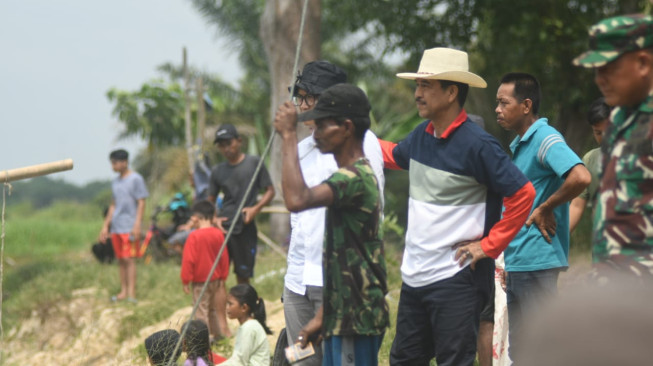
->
xmin=259 ymin=0 xmax=321 ymax=244
xmin=556 ymin=106 xmax=592 ymax=157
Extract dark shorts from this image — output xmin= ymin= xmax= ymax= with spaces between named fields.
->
xmin=479 ymin=288 xmax=495 ymax=323
xmin=226 ymin=222 xmax=257 ymax=278
xmin=476 ymin=258 xmax=495 ymax=323
xmin=390 ymin=267 xmax=479 ymax=366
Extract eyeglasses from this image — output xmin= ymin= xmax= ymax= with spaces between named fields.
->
xmin=292 ymin=93 xmax=318 ymax=107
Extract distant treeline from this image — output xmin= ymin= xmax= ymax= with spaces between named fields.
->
xmin=6 ymin=177 xmax=111 ymax=208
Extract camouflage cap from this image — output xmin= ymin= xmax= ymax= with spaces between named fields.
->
xmin=573 ymin=14 xmax=653 ymax=68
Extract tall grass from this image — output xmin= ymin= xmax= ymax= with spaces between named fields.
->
xmin=3 ymin=201 xmax=103 ymax=260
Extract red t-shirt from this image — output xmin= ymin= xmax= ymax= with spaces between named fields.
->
xmin=181 ymin=227 xmax=229 ymax=284
xmin=211 ymin=351 xmax=227 ymax=364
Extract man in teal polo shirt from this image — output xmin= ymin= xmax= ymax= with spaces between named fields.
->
xmin=495 ymin=72 xmax=591 ymax=363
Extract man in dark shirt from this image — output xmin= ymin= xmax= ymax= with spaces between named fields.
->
xmin=208 ymin=123 xmax=275 ymax=284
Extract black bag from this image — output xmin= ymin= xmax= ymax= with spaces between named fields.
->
xmin=92 ymin=240 xmax=115 ymax=264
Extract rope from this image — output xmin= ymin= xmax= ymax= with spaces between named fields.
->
xmin=0 ymin=172 xmax=12 ymax=345
xmin=167 ymin=0 xmax=311 ymax=362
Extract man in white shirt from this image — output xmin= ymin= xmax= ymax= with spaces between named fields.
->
xmin=283 ymin=61 xmax=385 ymax=365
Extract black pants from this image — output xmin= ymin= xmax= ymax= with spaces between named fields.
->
xmin=390 ymin=266 xmax=481 ymax=366
xmin=226 ymin=222 xmax=258 ymax=278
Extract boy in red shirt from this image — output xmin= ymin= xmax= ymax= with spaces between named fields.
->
xmin=181 ymin=201 xmax=232 ymax=340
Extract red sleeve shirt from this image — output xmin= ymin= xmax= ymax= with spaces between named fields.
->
xmin=181 ymin=227 xmax=229 ymax=284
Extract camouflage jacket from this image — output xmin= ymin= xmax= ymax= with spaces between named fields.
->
xmin=592 ymin=91 xmax=653 ymax=279
xmin=322 ymin=158 xmax=389 ymax=337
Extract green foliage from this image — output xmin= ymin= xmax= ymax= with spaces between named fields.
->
xmin=3 ymin=201 xmax=104 ymax=260
xmin=132 ymin=146 xmax=192 ymax=202
xmin=471 ymin=0 xmax=645 ymax=149
xmin=323 ymin=0 xmax=476 ymax=62
xmin=107 ymin=81 xmax=186 ymax=148
xmin=5 ymin=177 xmax=110 ymax=209
xmin=2 ymin=259 xmax=91 ymax=331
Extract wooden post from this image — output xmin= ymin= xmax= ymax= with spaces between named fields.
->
xmin=183 ymin=47 xmax=194 ymax=175
xmin=196 ymin=77 xmax=206 ymax=153
xmin=0 ymin=159 xmax=74 ymax=341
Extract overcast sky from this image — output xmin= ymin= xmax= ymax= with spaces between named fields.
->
xmin=0 ymin=0 xmax=242 ymax=185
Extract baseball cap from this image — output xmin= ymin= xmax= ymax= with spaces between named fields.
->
xmin=573 ymin=14 xmax=653 ymax=68
xmin=214 ymin=123 xmax=239 ymax=143
xmin=289 ymin=61 xmax=348 ymax=96
xmin=297 ymin=84 xmax=370 ymax=122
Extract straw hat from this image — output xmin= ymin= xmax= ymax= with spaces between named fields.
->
xmin=397 ymin=47 xmax=487 ymax=88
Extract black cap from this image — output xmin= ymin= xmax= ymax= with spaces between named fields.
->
xmin=214 ymin=123 xmax=239 ymax=143
xmin=289 ymin=61 xmax=347 ymax=96
xmin=297 ymin=84 xmax=370 ymax=122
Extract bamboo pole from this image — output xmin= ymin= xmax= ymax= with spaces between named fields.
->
xmin=257 ymin=231 xmax=287 ymax=259
xmin=0 ymin=158 xmax=74 ymax=183
xmin=0 ymin=158 xmax=74 ymax=344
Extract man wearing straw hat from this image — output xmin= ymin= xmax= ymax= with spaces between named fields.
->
xmin=380 ymin=47 xmax=536 ymax=365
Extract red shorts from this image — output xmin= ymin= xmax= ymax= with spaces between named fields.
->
xmin=111 ymin=233 xmax=143 ymax=259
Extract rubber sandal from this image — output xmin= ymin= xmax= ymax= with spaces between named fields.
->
xmin=126 ymin=297 xmax=138 ymax=304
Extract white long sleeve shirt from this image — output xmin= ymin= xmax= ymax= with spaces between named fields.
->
xmin=284 ymin=130 xmax=385 ymax=295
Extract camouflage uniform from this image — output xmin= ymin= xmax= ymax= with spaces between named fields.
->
xmin=322 ymin=158 xmax=389 ymax=337
xmin=574 ymin=15 xmax=653 ymax=280
xmin=572 ymin=15 xmax=653 ymax=68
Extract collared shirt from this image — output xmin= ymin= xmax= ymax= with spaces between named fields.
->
xmin=506 ymin=118 xmax=582 ymax=272
xmin=284 ymin=130 xmax=385 ymax=295
xmin=382 ymin=110 xmax=530 ymax=287
xmin=592 ymin=92 xmax=653 ymax=278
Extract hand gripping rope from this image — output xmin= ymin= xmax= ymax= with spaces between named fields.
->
xmin=167 ymin=0 xmax=312 ymax=362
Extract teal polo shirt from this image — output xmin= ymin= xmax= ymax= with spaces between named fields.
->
xmin=505 ymin=118 xmax=583 ymax=272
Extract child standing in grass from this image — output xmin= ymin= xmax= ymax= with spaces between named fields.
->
xmin=181 ymin=201 xmax=232 ymax=340
xmin=222 ymin=284 xmax=272 ymax=366
xmin=99 ymin=149 xmax=148 ymax=303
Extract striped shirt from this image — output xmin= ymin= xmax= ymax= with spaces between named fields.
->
xmin=506 ymin=118 xmax=582 ymax=271
xmin=381 ymin=109 xmax=533 ymax=287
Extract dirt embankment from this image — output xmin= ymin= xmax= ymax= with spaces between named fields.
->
xmin=3 ymin=287 xmax=285 ymax=366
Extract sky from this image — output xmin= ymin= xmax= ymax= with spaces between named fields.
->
xmin=0 ymin=0 xmax=243 ymax=185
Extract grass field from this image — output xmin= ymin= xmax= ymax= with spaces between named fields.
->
xmin=0 ymin=200 xmax=594 ymax=365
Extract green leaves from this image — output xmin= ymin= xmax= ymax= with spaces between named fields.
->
xmin=107 ymin=81 xmax=185 ymax=149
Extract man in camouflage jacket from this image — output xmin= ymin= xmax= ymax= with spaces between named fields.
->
xmin=274 ymin=84 xmax=389 ymax=365
xmin=574 ymin=14 xmax=653 ymax=281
